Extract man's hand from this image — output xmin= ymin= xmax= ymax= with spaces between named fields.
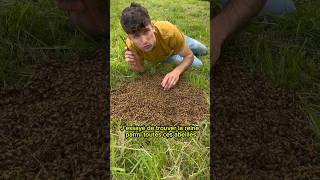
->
xmin=211 ymin=0 xmax=267 ymax=66
xmin=160 ymin=44 xmax=193 ymax=90
xmin=124 ymin=48 xmax=145 ymax=72
xmin=161 ymin=69 xmax=180 ymax=90
xmin=125 ymin=48 xmax=138 ymax=66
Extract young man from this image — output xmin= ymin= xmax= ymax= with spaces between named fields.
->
xmin=120 ymin=3 xmax=208 ymax=90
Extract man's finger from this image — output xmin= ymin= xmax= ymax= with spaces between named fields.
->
xmin=164 ymin=76 xmax=173 ymax=90
xmin=168 ymin=78 xmax=177 ymax=89
xmin=125 ymin=54 xmax=135 ymax=60
xmin=168 ymin=77 xmax=177 ymax=90
xmin=126 ymin=58 xmax=136 ymax=62
xmin=125 ymin=51 xmax=134 ymax=56
xmin=163 ymin=76 xmax=171 ymax=90
xmin=161 ymin=75 xmax=169 ymax=87
xmin=161 ymin=76 xmax=169 ymax=88
xmin=125 ymin=57 xmax=136 ymax=65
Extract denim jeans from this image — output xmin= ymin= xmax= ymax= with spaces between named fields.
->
xmin=218 ymin=0 xmax=296 ymax=15
xmin=164 ymin=36 xmax=208 ymax=68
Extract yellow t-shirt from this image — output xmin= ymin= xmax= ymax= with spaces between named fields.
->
xmin=126 ymin=21 xmax=185 ymax=63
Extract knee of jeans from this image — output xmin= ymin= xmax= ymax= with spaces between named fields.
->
xmin=261 ymin=0 xmax=296 ymax=15
xmin=167 ymin=54 xmax=183 ymax=62
xmin=190 ymin=44 xmax=208 ymax=56
xmin=199 ymin=46 xmax=208 ymax=56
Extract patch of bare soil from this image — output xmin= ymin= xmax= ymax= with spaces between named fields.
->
xmin=0 ymin=49 xmax=108 ymax=179
xmin=111 ymin=74 xmax=209 ymax=124
xmin=211 ymin=57 xmax=320 ymax=179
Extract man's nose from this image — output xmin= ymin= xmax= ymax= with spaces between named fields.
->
xmin=141 ymin=35 xmax=148 ymax=44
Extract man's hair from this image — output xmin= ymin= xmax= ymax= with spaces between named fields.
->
xmin=120 ymin=3 xmax=151 ymax=35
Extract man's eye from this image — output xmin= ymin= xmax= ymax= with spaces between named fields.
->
xmin=143 ymin=31 xmax=149 ymax=35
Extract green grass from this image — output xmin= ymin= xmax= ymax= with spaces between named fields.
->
xmin=111 ymin=120 xmax=210 ymax=180
xmin=110 ymin=0 xmax=210 ymax=179
xmin=213 ymin=0 xmax=320 ymax=133
xmin=110 ymin=0 xmax=210 ymax=93
xmin=0 ymin=0 xmax=101 ymax=88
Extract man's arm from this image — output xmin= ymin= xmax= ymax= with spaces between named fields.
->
xmin=130 ymin=60 xmax=145 ymax=73
xmin=124 ymin=48 xmax=145 ymax=73
xmin=161 ymin=44 xmax=193 ymax=90
xmin=211 ymin=0 xmax=267 ymax=64
xmin=174 ymin=44 xmax=194 ymax=74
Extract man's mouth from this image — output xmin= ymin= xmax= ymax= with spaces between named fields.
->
xmin=143 ymin=44 xmax=151 ymax=49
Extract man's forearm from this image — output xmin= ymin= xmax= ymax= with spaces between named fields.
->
xmin=131 ymin=65 xmax=144 ymax=72
xmin=131 ymin=62 xmax=144 ymax=73
xmin=130 ymin=58 xmax=145 ymax=72
xmin=214 ymin=0 xmax=267 ymax=41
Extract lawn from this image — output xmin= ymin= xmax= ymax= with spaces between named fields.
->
xmin=110 ymin=0 xmax=210 ymax=179
xmin=0 ymin=0 xmax=101 ymax=88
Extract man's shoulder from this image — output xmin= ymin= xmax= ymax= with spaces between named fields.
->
xmin=153 ymin=21 xmax=181 ymax=37
xmin=153 ymin=20 xmax=175 ymax=27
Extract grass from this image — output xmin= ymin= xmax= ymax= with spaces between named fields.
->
xmin=111 ymin=120 xmax=210 ymax=180
xmin=110 ymin=0 xmax=210 ymax=179
xmin=213 ymin=0 xmax=320 ymax=138
xmin=0 ymin=0 xmax=101 ymax=88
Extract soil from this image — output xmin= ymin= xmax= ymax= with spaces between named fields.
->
xmin=211 ymin=57 xmax=320 ymax=179
xmin=111 ymin=74 xmax=209 ymax=124
xmin=0 ymin=49 xmax=108 ymax=179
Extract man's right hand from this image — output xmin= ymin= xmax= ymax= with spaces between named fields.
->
xmin=124 ymin=48 xmax=145 ymax=72
xmin=124 ymin=48 xmax=139 ymax=66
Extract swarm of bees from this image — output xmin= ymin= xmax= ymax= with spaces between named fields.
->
xmin=211 ymin=57 xmax=320 ymax=178
xmin=0 ymin=49 xmax=109 ymax=179
xmin=111 ymin=74 xmax=209 ymax=125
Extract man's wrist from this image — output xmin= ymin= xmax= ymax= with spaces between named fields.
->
xmin=173 ymin=68 xmax=182 ymax=75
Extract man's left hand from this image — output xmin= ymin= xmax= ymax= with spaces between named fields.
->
xmin=161 ymin=69 xmax=180 ymax=90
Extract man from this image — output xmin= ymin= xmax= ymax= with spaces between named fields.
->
xmin=121 ymin=3 xmax=208 ymax=90
xmin=211 ymin=0 xmax=295 ymax=65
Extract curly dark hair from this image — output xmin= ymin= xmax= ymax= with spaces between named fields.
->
xmin=120 ymin=3 xmax=151 ymax=35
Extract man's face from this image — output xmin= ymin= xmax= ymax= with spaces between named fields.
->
xmin=128 ymin=24 xmax=156 ymax=52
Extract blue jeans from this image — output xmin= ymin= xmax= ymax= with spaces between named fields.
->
xmin=218 ymin=0 xmax=296 ymax=15
xmin=164 ymin=36 xmax=208 ymax=68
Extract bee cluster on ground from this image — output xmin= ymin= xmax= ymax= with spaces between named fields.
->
xmin=211 ymin=57 xmax=320 ymax=178
xmin=111 ymin=74 xmax=209 ymax=125
xmin=0 ymin=49 xmax=108 ymax=179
